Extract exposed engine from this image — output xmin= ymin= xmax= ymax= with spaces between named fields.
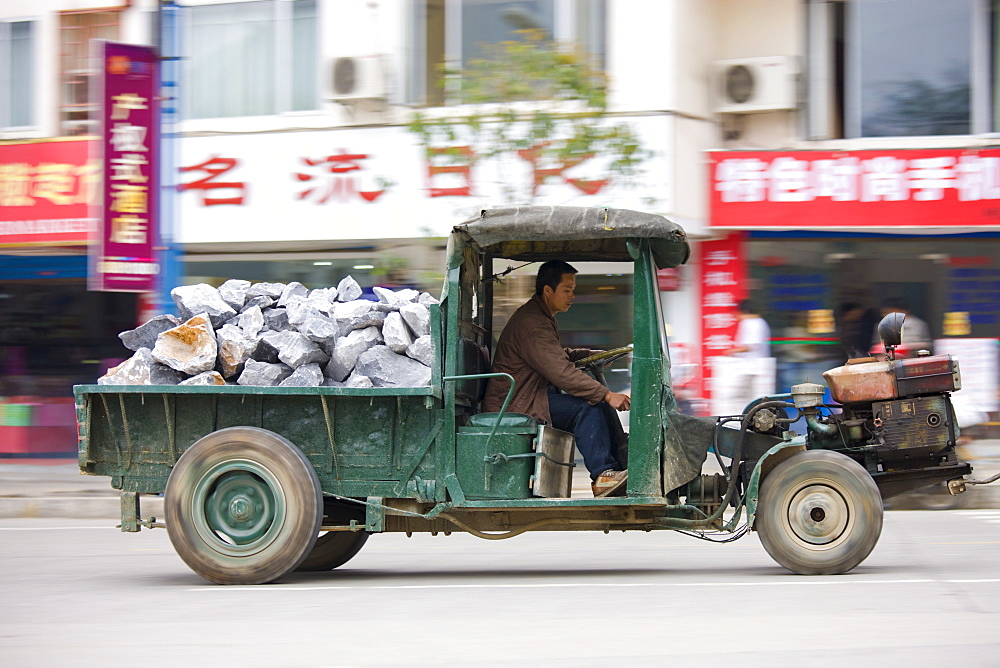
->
xmin=800 ymin=354 xmax=960 ymax=456
xmin=790 ymin=312 xmax=968 ymax=497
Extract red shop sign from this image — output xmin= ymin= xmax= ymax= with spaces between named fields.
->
xmin=0 ymin=138 xmax=97 ymax=246
xmin=698 ymin=232 xmax=746 ymax=402
xmin=709 ymin=148 xmax=1000 ymax=229
xmin=91 ymin=41 xmax=160 ymax=293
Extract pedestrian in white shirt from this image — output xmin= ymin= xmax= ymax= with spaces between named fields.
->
xmin=718 ymin=300 xmax=774 ymax=413
xmin=730 ymin=300 xmax=771 ymax=359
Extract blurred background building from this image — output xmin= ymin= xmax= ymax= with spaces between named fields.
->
xmin=1 ymin=0 xmax=997 ymax=454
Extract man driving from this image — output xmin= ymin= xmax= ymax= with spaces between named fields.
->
xmin=481 ymin=260 xmax=631 ymax=497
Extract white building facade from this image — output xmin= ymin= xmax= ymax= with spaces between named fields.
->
xmin=2 ymin=0 xmax=997 ymax=424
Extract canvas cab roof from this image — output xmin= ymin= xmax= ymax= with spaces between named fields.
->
xmin=450 ymin=206 xmax=690 ymax=268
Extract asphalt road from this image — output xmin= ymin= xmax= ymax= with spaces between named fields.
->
xmin=2 ymin=511 xmax=998 ymax=667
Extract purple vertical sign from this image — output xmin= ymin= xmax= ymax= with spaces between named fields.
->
xmin=90 ymin=41 xmax=160 ymax=292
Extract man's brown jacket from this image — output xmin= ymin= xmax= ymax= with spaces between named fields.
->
xmin=482 ymin=294 xmax=608 ymax=424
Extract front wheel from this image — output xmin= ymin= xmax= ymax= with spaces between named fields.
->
xmin=756 ymin=450 xmax=883 ymax=575
xmin=165 ymin=427 xmax=322 ymax=585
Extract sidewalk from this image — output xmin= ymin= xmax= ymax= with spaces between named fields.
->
xmin=1 ymin=440 xmax=998 ymax=519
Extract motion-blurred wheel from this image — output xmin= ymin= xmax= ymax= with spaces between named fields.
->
xmin=165 ymin=427 xmax=322 ymax=585
xmin=756 ymin=450 xmax=882 ymax=575
xmin=295 ymin=531 xmax=369 ymax=571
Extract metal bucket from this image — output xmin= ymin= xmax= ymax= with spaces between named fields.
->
xmin=532 ymin=426 xmax=575 ymax=498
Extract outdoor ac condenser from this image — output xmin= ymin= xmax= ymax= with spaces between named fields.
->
xmin=714 ymin=56 xmax=798 ymax=114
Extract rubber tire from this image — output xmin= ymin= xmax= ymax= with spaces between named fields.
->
xmin=295 ymin=531 xmax=369 ymax=571
xmin=756 ymin=450 xmax=883 ymax=575
xmin=165 ymin=427 xmax=322 ymax=585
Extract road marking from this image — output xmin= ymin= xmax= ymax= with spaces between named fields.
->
xmin=0 ymin=526 xmax=116 ymax=531
xmin=955 ymin=510 xmax=1000 ymax=524
xmin=189 ymin=578 xmax=1000 ymax=593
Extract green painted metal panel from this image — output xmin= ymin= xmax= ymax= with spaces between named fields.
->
xmin=628 ymin=241 xmax=666 ymax=496
xmin=74 ymin=385 xmax=446 ymax=499
xmin=456 ymin=429 xmax=535 ymax=499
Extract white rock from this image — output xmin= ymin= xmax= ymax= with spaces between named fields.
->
xmin=284 ymin=295 xmax=323 ymax=328
xmin=356 ymin=346 xmax=431 ymax=388
xmin=237 ymin=305 xmax=265 ymax=337
xmin=216 ymin=323 xmax=255 ymax=379
xmin=180 ymin=371 xmax=226 ymax=386
xmin=238 ymin=359 xmax=293 ymax=386
xmin=246 ymin=282 xmax=285 ymax=299
xmin=400 ymin=303 xmax=431 ymax=337
xmin=279 ymin=363 xmax=324 ymax=387
xmin=272 ymin=330 xmax=328 ymax=368
xmin=383 ymin=311 xmax=414 ymax=353
xmin=171 ymin=284 xmax=237 ymax=328
xmin=98 ymin=348 xmax=185 ymax=385
xmin=406 ymin=335 xmax=434 ymax=367
xmin=333 ymin=299 xmax=375 ymax=321
xmin=152 ymin=314 xmax=218 ymax=375
xmin=324 ymin=327 xmax=382 ymax=381
xmin=336 ymin=275 xmax=363 ymax=302
xmin=218 ymin=279 xmax=252 ymax=310
xmin=344 ymin=371 xmax=374 ymax=388
xmin=278 ymin=281 xmax=309 ymax=306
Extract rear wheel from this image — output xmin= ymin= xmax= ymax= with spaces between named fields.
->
xmin=756 ymin=450 xmax=882 ymax=575
xmin=295 ymin=531 xmax=369 ymax=571
xmin=165 ymin=427 xmax=322 ymax=585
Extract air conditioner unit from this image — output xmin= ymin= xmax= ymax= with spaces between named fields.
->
xmin=714 ymin=56 xmax=797 ymax=114
xmin=330 ymin=55 xmax=386 ymax=102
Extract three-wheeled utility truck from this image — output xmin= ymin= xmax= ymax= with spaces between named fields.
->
xmin=74 ymin=206 xmax=993 ymax=584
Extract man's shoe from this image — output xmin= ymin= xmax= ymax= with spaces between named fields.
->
xmin=592 ymin=469 xmax=628 ymax=498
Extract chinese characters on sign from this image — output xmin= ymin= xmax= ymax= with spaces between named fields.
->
xmin=92 ymin=42 xmax=159 ymax=292
xmin=710 ymin=149 xmax=1000 ymax=228
xmin=179 ymin=156 xmax=246 ymax=206
xmin=295 ymin=152 xmax=391 ymax=203
xmin=699 ymin=233 xmax=746 ymax=400
xmin=176 ymin=141 xmax=611 ymax=208
xmin=0 ymin=139 xmax=98 ymax=246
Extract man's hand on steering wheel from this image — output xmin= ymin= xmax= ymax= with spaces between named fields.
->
xmin=604 ymin=391 xmax=630 ymax=411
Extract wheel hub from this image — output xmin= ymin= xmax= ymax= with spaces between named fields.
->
xmin=229 ymin=495 xmax=254 ymax=521
xmin=786 ymin=484 xmax=849 ymax=545
xmin=189 ymin=460 xmax=286 ymax=556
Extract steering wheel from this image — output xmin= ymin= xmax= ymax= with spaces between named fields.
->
xmin=574 ymin=345 xmax=634 ymax=371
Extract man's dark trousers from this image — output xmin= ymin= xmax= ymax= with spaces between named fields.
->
xmin=547 ymin=390 xmax=622 ymax=482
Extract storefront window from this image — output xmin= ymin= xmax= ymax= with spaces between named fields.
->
xmin=854 ymin=0 xmax=972 ymax=137
xmin=58 ymin=10 xmax=120 ymax=136
xmin=0 ymin=281 xmax=138 ymax=396
xmin=1 ymin=20 xmax=34 ymax=129
xmin=746 ymin=234 xmax=1000 ymax=352
xmin=184 ymin=0 xmax=318 ymax=119
xmin=808 ymin=0 xmax=990 ymax=138
xmin=994 ymin=0 xmax=1000 ymax=131
xmin=410 ymin=0 xmax=606 ymax=107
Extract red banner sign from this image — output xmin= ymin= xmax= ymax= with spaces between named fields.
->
xmin=91 ymin=41 xmax=160 ymax=292
xmin=709 ymin=148 xmax=1000 ymax=229
xmin=698 ymin=232 xmax=747 ymax=401
xmin=0 ymin=139 xmax=97 ymax=246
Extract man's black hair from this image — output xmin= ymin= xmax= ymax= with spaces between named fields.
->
xmin=536 ymin=260 xmax=578 ymax=295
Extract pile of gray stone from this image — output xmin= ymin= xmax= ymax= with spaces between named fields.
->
xmin=99 ymin=276 xmax=437 ymax=388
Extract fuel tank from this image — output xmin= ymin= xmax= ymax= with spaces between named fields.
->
xmin=823 ymin=355 xmax=961 ymax=404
